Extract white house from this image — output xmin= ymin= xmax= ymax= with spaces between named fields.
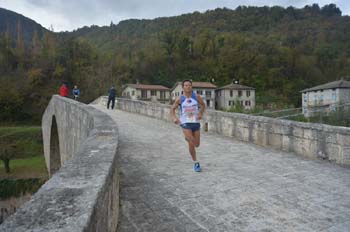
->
xmin=122 ymin=84 xmax=171 ymax=103
xmin=301 ymin=79 xmax=350 ymax=117
xmin=171 ymin=81 xmax=217 ymax=109
xmin=215 ymin=83 xmax=255 ymax=110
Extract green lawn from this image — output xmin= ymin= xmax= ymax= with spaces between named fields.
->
xmin=0 ymin=156 xmax=48 ymax=179
xmin=0 ymin=126 xmax=47 ymax=179
xmin=0 ymin=126 xmax=41 ymax=136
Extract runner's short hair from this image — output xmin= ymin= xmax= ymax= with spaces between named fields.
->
xmin=182 ymin=79 xmax=192 ymax=87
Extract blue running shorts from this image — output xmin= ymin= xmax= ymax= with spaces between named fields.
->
xmin=180 ymin=123 xmax=200 ymax=132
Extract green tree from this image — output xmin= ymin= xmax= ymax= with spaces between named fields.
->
xmin=0 ymin=84 xmax=25 ymax=121
xmin=0 ymin=33 xmax=17 ymax=72
xmin=160 ymin=30 xmax=178 ymax=62
xmin=0 ymin=142 xmax=18 ymax=173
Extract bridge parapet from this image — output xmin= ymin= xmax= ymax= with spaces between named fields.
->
xmin=0 ymin=95 xmax=119 ymax=232
xmin=95 ymin=96 xmax=350 ymax=166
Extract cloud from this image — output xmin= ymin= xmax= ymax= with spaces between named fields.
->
xmin=0 ymin=0 xmax=348 ymax=32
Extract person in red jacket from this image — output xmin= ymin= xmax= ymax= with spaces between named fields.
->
xmin=59 ymin=83 xmax=69 ymax=97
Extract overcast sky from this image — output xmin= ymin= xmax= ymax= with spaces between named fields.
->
xmin=0 ymin=0 xmax=348 ymax=32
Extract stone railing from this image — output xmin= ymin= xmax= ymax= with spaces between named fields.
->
xmin=0 ymin=95 xmax=120 ymax=232
xmin=95 ymin=96 xmax=350 ymax=166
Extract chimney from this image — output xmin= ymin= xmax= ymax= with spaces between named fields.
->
xmin=232 ymin=79 xmax=239 ymax=84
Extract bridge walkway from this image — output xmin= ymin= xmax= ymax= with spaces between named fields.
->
xmin=92 ymin=105 xmax=350 ymax=232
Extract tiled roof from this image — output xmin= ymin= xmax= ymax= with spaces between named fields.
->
xmin=216 ymin=83 xmax=255 ymax=91
xmin=301 ymin=80 xmax=350 ymax=92
xmin=172 ymin=81 xmax=217 ymax=90
xmin=125 ymin=84 xmax=170 ymax=90
xmin=192 ymin=82 xmax=217 ymax=88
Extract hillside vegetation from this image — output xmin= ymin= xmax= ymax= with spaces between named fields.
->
xmin=1 ymin=4 xmax=350 ymax=122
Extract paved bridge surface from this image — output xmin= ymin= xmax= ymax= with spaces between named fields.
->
xmin=93 ymin=105 xmax=350 ymax=232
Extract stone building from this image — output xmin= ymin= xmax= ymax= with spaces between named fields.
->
xmin=215 ymin=83 xmax=255 ymax=110
xmin=122 ymin=84 xmax=171 ymax=103
xmin=301 ymin=79 xmax=350 ymax=117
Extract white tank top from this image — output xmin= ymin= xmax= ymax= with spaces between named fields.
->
xmin=179 ymin=92 xmax=199 ymax=124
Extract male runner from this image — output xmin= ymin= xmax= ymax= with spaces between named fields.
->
xmin=171 ymin=79 xmax=206 ymax=172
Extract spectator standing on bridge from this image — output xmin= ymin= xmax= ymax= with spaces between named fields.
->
xmin=170 ymin=79 xmax=206 ymax=172
xmin=107 ymin=86 xmax=116 ymax=109
xmin=59 ymin=82 xmax=69 ymax=97
xmin=72 ymin=85 xmax=80 ymax=101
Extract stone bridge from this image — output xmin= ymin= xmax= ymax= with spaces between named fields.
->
xmin=1 ymin=95 xmax=350 ymax=231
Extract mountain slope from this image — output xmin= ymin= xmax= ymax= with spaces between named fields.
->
xmin=0 ymin=7 xmax=48 ymax=45
xmin=63 ymin=4 xmax=350 ymax=55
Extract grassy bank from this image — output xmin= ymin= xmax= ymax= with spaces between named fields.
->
xmin=0 ymin=126 xmax=47 ymax=179
xmin=0 ymin=156 xmax=48 ymax=179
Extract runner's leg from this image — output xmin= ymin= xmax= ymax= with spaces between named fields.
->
xmin=182 ymin=129 xmax=196 ymax=161
xmin=193 ymin=130 xmax=200 ymax=148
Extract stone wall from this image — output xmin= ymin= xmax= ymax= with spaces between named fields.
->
xmin=95 ymin=96 xmax=350 ymax=166
xmin=0 ymin=194 xmax=31 ymax=224
xmin=0 ymin=95 xmax=120 ymax=232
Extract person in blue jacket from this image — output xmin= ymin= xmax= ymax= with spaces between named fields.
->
xmin=107 ymin=86 xmax=116 ymax=109
xmin=72 ymin=85 xmax=80 ymax=100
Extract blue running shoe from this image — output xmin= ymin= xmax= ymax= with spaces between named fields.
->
xmin=194 ymin=162 xmax=201 ymax=172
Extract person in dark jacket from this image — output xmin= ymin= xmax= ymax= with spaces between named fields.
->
xmin=107 ymin=86 xmax=116 ymax=109
xmin=59 ymin=83 xmax=69 ymax=97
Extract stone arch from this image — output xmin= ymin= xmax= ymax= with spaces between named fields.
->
xmin=49 ymin=115 xmax=61 ymax=176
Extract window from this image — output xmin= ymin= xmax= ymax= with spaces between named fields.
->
xmin=332 ymin=93 xmax=336 ymax=101
xmin=151 ymin=90 xmax=157 ymax=96
xmin=196 ymin=90 xmax=203 ymax=95
xmin=141 ymin=90 xmax=147 ymax=98
xmin=240 ymin=101 xmax=243 ymax=106
xmin=230 ymin=90 xmax=233 ymax=97
xmin=238 ymin=90 xmax=242 ymax=97
xmin=228 ymin=101 xmax=234 ymax=106
xmin=245 ymin=101 xmax=251 ymax=106
xmin=160 ymin=91 xmax=165 ymax=99
xmin=246 ymin=90 xmax=250 ymax=97
xmin=132 ymin=91 xmax=135 ymax=96
xmin=206 ymin=91 xmax=211 ymax=97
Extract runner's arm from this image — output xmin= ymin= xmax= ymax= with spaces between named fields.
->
xmin=197 ymin=95 xmax=206 ymax=120
xmin=170 ymin=97 xmax=181 ymax=124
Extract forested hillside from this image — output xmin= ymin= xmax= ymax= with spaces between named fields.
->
xmin=0 ymin=8 xmax=47 ymax=45
xmin=64 ymin=4 xmax=350 ymax=106
xmin=1 ymin=4 xmax=350 ymax=123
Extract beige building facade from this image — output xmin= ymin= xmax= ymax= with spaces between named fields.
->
xmin=215 ymin=83 xmax=255 ymax=110
xmin=122 ymin=84 xmax=170 ymax=103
